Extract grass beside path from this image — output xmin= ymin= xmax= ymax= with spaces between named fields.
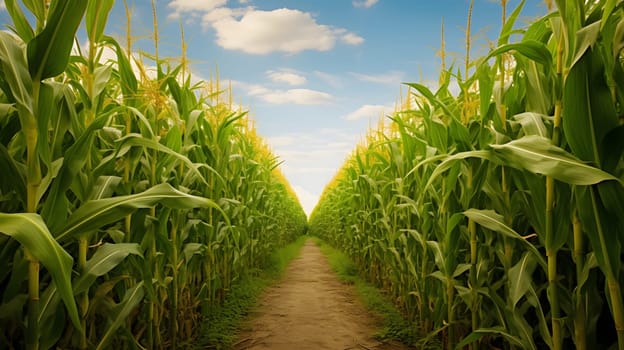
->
xmin=312 ymin=237 xmax=417 ymax=347
xmin=199 ymin=236 xmax=308 ymax=349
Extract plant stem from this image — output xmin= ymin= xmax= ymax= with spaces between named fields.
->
xmin=573 ymin=211 xmax=586 ymax=350
xmin=26 ymin=249 xmax=39 ymax=350
xmin=547 ymin=248 xmax=562 ymax=350
xmin=79 ymin=236 xmax=88 ymax=350
xmin=170 ymin=217 xmax=179 ymax=350
xmin=26 ymin=79 xmax=42 ymax=350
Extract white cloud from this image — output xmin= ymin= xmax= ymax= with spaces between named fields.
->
xmin=202 ymin=7 xmax=250 ymax=26
xmin=211 ymin=8 xmax=343 ymax=54
xmin=351 ymin=70 xmax=404 ymax=85
xmin=344 ymin=104 xmax=392 ymax=121
xmin=353 ymin=0 xmax=379 ymax=8
xmin=341 ymin=32 xmax=364 ymax=45
xmin=0 ymin=0 xmax=5 ymax=10
xmin=167 ymin=2 xmax=364 ymax=55
xmin=262 ymin=89 xmax=333 ymax=105
xmin=231 ymin=80 xmax=334 ymax=105
xmin=267 ymin=69 xmax=307 ymax=86
xmin=168 ymin=0 xmax=227 ymax=19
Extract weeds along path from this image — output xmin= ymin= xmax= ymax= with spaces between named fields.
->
xmin=233 ymin=240 xmax=407 ymax=350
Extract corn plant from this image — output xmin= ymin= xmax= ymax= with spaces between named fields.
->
xmin=0 ymin=1 xmax=306 ymax=349
xmin=310 ymin=1 xmax=624 ymax=349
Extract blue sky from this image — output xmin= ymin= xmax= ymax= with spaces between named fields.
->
xmin=0 ymin=0 xmax=548 ymax=215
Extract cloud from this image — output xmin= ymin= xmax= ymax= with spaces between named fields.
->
xmin=267 ymin=69 xmax=307 ymax=86
xmin=262 ymin=89 xmax=333 ymax=105
xmin=344 ymin=104 xmax=392 ymax=121
xmin=340 ymin=32 xmax=365 ymax=45
xmin=209 ymin=8 xmax=364 ymax=54
xmin=353 ymin=0 xmax=379 ymax=8
xmin=167 ymin=2 xmax=364 ymax=55
xmin=231 ymin=80 xmax=334 ymax=105
xmin=168 ymin=0 xmax=227 ymax=19
xmin=351 ymin=70 xmax=404 ymax=85
xmin=0 ymin=0 xmax=5 ymax=10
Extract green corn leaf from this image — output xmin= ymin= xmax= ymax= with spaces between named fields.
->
xmin=498 ymin=0 xmax=525 ymax=45
xmin=41 ymin=113 xmax=110 ymax=232
xmin=0 ymin=144 xmax=26 ymax=206
xmin=0 ymin=31 xmax=33 ymax=116
xmin=183 ymin=243 xmax=205 ymax=262
xmin=601 ymin=0 xmax=616 ymax=30
xmin=86 ymin=0 xmax=114 ymax=44
xmin=55 ymin=183 xmax=227 ymax=241
xmin=95 ymin=282 xmax=144 ymax=350
xmin=490 ymin=135 xmax=620 ymax=186
xmin=4 ymin=0 xmax=35 ymax=42
xmin=488 ymin=40 xmax=553 ymax=71
xmin=114 ymin=134 xmax=208 ymax=185
xmin=464 ymin=209 xmax=546 ymax=269
xmin=571 ymin=21 xmax=600 ymax=68
xmin=38 ymin=283 xmax=65 ymax=350
xmin=576 ymin=186 xmax=622 ymax=280
xmin=563 ymin=48 xmax=619 ymax=167
xmin=456 ymin=327 xmax=526 ymax=349
xmin=513 ymin=112 xmax=548 ymax=138
xmin=0 ymin=213 xmax=81 ymax=330
xmin=101 ymin=36 xmax=138 ymax=95
xmin=73 ymin=243 xmax=143 ymax=295
xmin=27 ymin=0 xmax=88 ymax=80
xmin=508 ymin=252 xmax=537 ymax=308
xmin=21 ymin=0 xmax=45 ymax=24
xmin=423 ymin=150 xmax=491 ymax=192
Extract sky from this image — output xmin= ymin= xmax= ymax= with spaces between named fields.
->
xmin=0 ymin=0 xmax=549 ymax=216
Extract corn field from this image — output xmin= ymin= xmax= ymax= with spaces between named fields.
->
xmin=310 ymin=1 xmax=624 ymax=349
xmin=0 ymin=1 xmax=306 ymax=349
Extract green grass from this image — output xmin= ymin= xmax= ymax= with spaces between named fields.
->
xmin=312 ymin=237 xmax=417 ymax=346
xmin=199 ymin=235 xmax=308 ymax=349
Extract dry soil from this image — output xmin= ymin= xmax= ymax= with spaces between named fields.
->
xmin=233 ymin=240 xmax=409 ymax=350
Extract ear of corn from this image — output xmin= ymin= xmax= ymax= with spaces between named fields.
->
xmin=310 ymin=2 xmax=624 ymax=349
xmin=0 ymin=2 xmax=306 ymax=349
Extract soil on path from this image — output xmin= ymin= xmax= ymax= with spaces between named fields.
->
xmin=233 ymin=240 xmax=409 ymax=350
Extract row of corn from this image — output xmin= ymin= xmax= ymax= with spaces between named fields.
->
xmin=310 ymin=1 xmax=624 ymax=349
xmin=0 ymin=1 xmax=306 ymax=349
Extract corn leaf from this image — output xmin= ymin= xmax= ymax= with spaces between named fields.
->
xmin=27 ymin=0 xmax=88 ymax=80
xmin=0 ymin=31 xmax=33 ymax=116
xmin=73 ymin=243 xmax=143 ymax=295
xmin=490 ymin=135 xmax=620 ymax=186
xmin=0 ymin=213 xmax=81 ymax=330
xmin=463 ymin=209 xmax=546 ymax=269
xmin=86 ymin=0 xmax=114 ymax=44
xmin=3 ymin=0 xmax=34 ymax=42
xmin=55 ymin=183 xmax=225 ymax=241
xmin=95 ymin=282 xmax=144 ymax=350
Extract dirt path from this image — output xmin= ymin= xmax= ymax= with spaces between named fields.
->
xmin=233 ymin=240 xmax=408 ymax=350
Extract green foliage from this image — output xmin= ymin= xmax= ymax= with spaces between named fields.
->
xmin=0 ymin=1 xmax=307 ymax=348
xmin=309 ymin=2 xmax=624 ymax=349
